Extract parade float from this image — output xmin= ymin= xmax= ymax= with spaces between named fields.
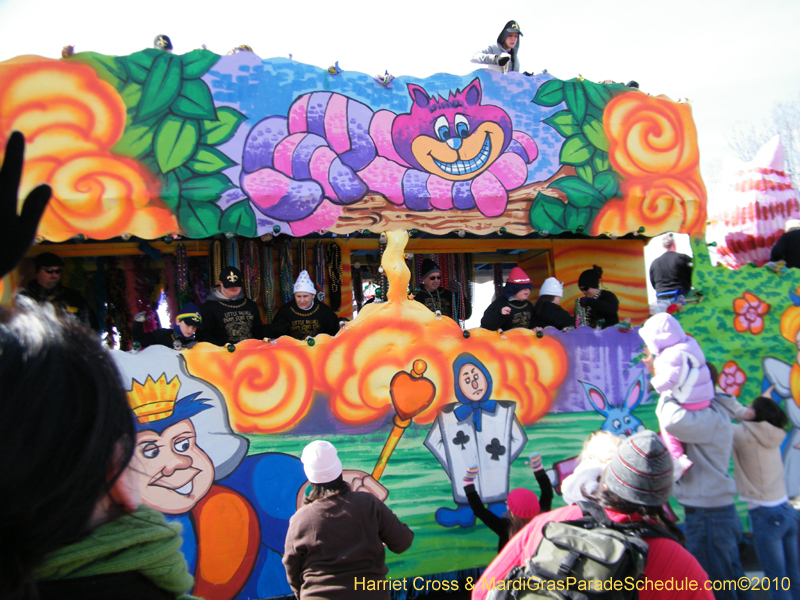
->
xmin=2 ymin=46 xmax=799 ymax=600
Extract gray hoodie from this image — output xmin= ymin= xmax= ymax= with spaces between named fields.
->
xmin=657 ymin=393 xmax=736 ymax=507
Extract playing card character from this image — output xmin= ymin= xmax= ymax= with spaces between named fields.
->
xmin=424 ymin=352 xmax=527 ymax=528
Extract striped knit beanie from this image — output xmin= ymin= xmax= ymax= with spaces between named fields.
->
xmin=604 ymin=430 xmax=672 ymax=507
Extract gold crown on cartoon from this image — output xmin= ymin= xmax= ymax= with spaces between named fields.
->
xmin=127 ymin=374 xmax=181 ymax=424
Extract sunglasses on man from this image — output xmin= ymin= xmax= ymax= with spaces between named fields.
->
xmin=43 ymin=268 xmax=62 ymax=275
xmin=427 ymin=275 xmax=441 ymax=280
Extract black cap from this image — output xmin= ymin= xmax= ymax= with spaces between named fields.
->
xmin=34 ymin=252 xmax=64 ymax=270
xmin=154 ymin=34 xmax=173 ymax=51
xmin=502 ymin=20 xmax=523 ymax=36
xmin=219 ymin=266 xmax=242 ymax=288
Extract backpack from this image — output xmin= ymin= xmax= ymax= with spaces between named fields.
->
xmin=485 ymin=501 xmax=676 ymax=600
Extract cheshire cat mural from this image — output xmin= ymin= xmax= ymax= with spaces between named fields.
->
xmin=0 ymin=49 xmax=705 ymax=241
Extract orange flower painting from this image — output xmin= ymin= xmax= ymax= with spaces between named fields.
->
xmin=0 ymin=56 xmax=177 ymax=241
xmin=592 ymin=93 xmax=707 ymax=237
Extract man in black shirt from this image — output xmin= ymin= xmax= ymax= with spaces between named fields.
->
xmin=649 ymin=234 xmax=692 ymax=306
xmin=197 ymin=266 xmax=268 ymax=346
xmin=21 ymin=252 xmax=98 ymax=330
xmin=770 ymin=219 xmax=800 ymax=268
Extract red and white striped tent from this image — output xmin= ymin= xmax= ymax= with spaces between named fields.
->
xmin=707 ymin=135 xmax=799 ymax=269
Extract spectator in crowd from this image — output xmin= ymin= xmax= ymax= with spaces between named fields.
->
xmin=471 ymin=20 xmax=523 ymax=73
xmin=480 ymin=267 xmax=535 ymax=331
xmin=575 ymin=265 xmax=619 ymax=328
xmin=656 ymin=381 xmax=754 ymax=600
xmin=414 ymin=258 xmax=455 ymax=319
xmin=283 ymin=441 xmax=414 ymax=599
xmin=472 ymin=431 xmax=712 ymax=600
xmin=271 ymin=270 xmax=341 ymax=340
xmin=21 ymin=252 xmax=98 ymax=330
xmin=532 ymin=277 xmax=573 ymax=330
xmin=197 ymin=266 xmax=270 ymax=346
xmin=716 ymin=394 xmax=800 ymax=600
xmin=1 ymin=298 xmax=196 ymax=600
xmin=770 ymin=219 xmax=800 ymax=269
xmin=650 ymin=233 xmax=693 ymax=308
xmin=463 ymin=452 xmax=553 ymax=552
xmin=133 ymin=302 xmax=201 ymax=350
xmin=560 ymin=430 xmax=622 ymax=506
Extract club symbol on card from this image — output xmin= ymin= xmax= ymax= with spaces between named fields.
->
xmin=452 ymin=430 xmax=470 ymax=450
xmin=485 ymin=438 xmax=506 ymax=461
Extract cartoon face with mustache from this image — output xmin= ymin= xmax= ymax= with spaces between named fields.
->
xmin=132 ymin=418 xmax=216 ymax=514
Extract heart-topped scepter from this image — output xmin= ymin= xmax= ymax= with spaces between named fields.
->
xmin=372 ymin=359 xmax=436 ymax=479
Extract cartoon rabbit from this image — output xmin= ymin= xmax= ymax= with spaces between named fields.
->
xmin=580 ymin=372 xmax=647 ymax=438
xmin=762 ymin=357 xmax=800 ymax=497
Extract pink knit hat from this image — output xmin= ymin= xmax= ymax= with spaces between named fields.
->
xmin=507 ymin=267 xmax=531 ymax=284
xmin=507 ymin=488 xmax=540 ymax=519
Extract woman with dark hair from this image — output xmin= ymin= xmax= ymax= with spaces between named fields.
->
xmin=0 ymin=298 xmax=196 ymax=600
xmin=532 ymin=277 xmax=574 ymax=330
xmin=283 ymin=441 xmax=414 ymax=599
xmin=717 ymin=394 xmax=800 ymax=600
xmin=575 ymin=264 xmax=620 ymax=328
xmin=472 ymin=431 xmax=713 ymax=600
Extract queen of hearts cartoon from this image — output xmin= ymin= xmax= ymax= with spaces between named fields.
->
xmin=425 ymin=352 xmax=527 ymax=528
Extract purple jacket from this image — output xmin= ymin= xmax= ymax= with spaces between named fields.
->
xmin=639 ymin=313 xmax=714 ymax=406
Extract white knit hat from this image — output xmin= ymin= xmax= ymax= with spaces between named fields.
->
xmin=539 ymin=277 xmax=564 ymax=297
xmin=301 ymin=440 xmax=343 ymax=484
xmin=294 ymin=270 xmax=316 ymax=295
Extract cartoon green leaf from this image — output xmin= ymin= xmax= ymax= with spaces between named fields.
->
xmin=171 ymin=79 xmax=217 ymax=120
xmin=136 ymin=53 xmax=182 ymax=122
xmin=542 ymin=110 xmax=581 ymax=138
xmin=595 ymin=171 xmax=622 ymax=200
xmin=188 ymin=147 xmax=236 ymax=174
xmin=576 ymin=164 xmax=594 ymax=185
xmin=564 ymin=81 xmax=587 ymax=123
xmin=220 ymin=201 xmax=257 ymax=237
xmin=530 ymin=193 xmax=567 ymax=233
xmin=178 ymin=200 xmax=222 ymax=238
xmin=154 ymin=115 xmax=200 ymax=173
xmin=532 ymin=79 xmax=565 ymax=107
xmin=582 ymin=115 xmax=610 ymax=151
xmin=582 ymin=80 xmax=612 ymax=109
xmin=119 ymin=81 xmax=143 ymax=111
xmin=68 ymin=52 xmax=127 ymax=88
xmin=160 ymin=172 xmax=180 ymax=211
xmin=181 ymin=49 xmax=221 ymax=79
xmin=564 ymin=206 xmax=593 ymax=231
xmin=559 ymin=134 xmax=593 ymax=165
xmin=549 ymin=176 xmax=604 ymax=209
xmin=180 ymin=174 xmax=235 ymax=202
xmin=200 ymin=107 xmax=247 ymax=145
xmin=174 ymin=166 xmax=195 ymax=181
xmin=120 ymin=49 xmax=159 ymax=84
xmin=592 ymin=151 xmax=610 ymax=172
xmin=111 ymin=119 xmax=156 ymax=159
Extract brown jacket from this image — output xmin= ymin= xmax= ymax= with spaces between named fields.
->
xmin=283 ymin=491 xmax=414 ymax=599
